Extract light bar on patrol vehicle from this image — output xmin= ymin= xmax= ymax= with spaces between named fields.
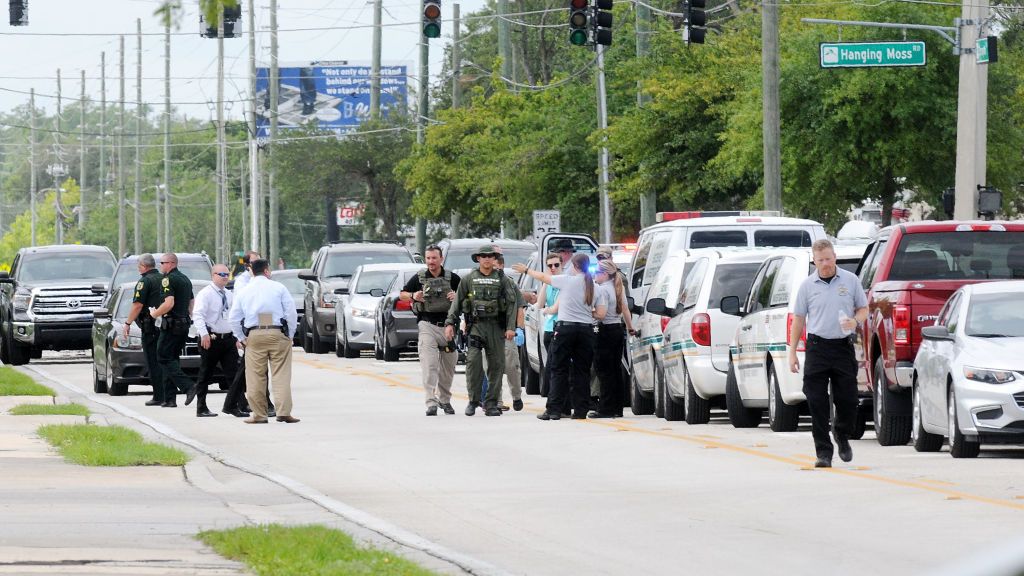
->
xmin=655 ymin=210 xmax=781 ymax=223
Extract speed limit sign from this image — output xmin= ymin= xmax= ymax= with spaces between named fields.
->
xmin=533 ymin=210 xmax=560 ymax=238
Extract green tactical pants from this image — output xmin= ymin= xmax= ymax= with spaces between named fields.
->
xmin=465 ymin=320 xmax=505 ymax=408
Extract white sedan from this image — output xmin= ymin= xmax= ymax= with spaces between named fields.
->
xmin=912 ymin=280 xmax=1024 ymax=458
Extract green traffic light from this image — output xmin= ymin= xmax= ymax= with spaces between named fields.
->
xmin=569 ymin=29 xmax=587 ymax=46
xmin=424 ymin=23 xmax=441 ymax=38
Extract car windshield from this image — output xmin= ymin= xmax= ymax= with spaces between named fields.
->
xmin=272 ymin=273 xmax=306 ymax=296
xmin=889 ymin=232 xmax=1024 ymax=281
xmin=355 ymin=271 xmax=398 ymax=294
xmin=112 ymin=259 xmax=211 ymax=285
xmin=19 ymin=253 xmax=115 ymax=282
xmin=965 ymin=292 xmax=1024 ymax=337
xmin=445 ymin=247 xmax=535 ymax=270
xmin=324 ymin=251 xmax=411 ymax=278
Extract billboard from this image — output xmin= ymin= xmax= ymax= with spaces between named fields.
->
xmin=255 ymin=62 xmax=408 ymax=137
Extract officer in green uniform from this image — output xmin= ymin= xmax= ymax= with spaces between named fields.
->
xmin=445 ymin=244 xmax=518 ymax=417
xmin=123 ymin=254 xmax=165 ymax=406
xmin=150 ymin=252 xmax=196 ymax=407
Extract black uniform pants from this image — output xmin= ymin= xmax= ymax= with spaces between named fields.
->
xmin=195 ymin=334 xmax=238 ymax=412
xmin=596 ymin=323 xmax=625 ymax=415
xmin=802 ymin=335 xmax=859 ymax=458
xmin=157 ymin=327 xmax=193 ymax=402
xmin=222 ymin=352 xmax=274 ymax=414
xmin=546 ymin=323 xmax=595 ymax=416
xmin=141 ymin=328 xmax=163 ymax=402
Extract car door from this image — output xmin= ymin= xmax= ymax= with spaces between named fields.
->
xmin=664 ymin=257 xmax=708 ymax=396
xmin=734 ymin=259 xmax=769 ymax=397
xmin=93 ymin=286 xmax=119 ymax=372
xmin=519 ymin=255 xmax=544 ymax=370
xmin=927 ymin=292 xmax=962 ymax=431
xmin=738 ymin=258 xmax=781 ymax=400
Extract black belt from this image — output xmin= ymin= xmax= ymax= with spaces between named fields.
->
xmin=247 ymin=325 xmax=282 ymax=330
xmin=421 ymin=319 xmax=446 ymax=327
xmin=807 ymin=334 xmax=853 ymax=344
xmin=210 ymin=332 xmax=234 ymax=339
xmin=556 ymin=321 xmax=592 ymax=327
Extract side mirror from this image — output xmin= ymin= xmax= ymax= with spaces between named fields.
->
xmin=334 ymin=287 xmax=349 ymax=295
xmin=93 ymin=309 xmax=110 ymax=319
xmin=0 ymin=270 xmax=11 ymax=283
xmin=369 ymin=288 xmax=384 ymax=298
xmin=627 ymin=296 xmax=643 ymax=316
xmin=91 ymin=283 xmax=108 ymax=294
xmin=646 ymin=297 xmax=667 ymax=316
xmin=921 ymin=325 xmax=953 ymax=341
xmin=297 ymin=269 xmax=316 ymax=281
xmin=720 ymin=296 xmax=741 ymax=316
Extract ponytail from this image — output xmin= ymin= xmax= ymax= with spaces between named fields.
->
xmin=571 ymin=253 xmax=594 ymax=306
xmin=599 ymin=260 xmax=623 ymax=312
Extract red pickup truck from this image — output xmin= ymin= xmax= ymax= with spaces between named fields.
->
xmin=855 ymin=221 xmax=1024 ymax=446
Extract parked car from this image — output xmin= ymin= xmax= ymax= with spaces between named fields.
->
xmin=0 ymin=244 xmax=117 ymax=365
xmin=91 ymin=281 xmax=219 ymax=396
xmin=600 ymin=242 xmax=637 ymax=279
xmin=437 ymin=237 xmax=537 ymax=283
xmin=373 ymin=267 xmax=424 ymax=362
xmin=106 ymin=252 xmax=213 ymax=298
xmin=855 ymin=220 xmax=1024 ymax=446
xmin=912 ymin=281 xmax=1024 ymax=458
xmin=723 ymin=245 xmax=869 ymax=432
xmin=271 ymin=269 xmax=306 ymax=346
xmin=335 ymin=263 xmax=424 ymax=358
xmin=299 ymin=241 xmax=416 ymax=354
xmin=657 ymin=249 xmax=772 ymax=423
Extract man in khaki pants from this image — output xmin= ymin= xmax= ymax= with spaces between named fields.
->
xmin=229 ymin=259 xmax=299 ymax=424
xmin=400 ymin=245 xmax=461 ymax=416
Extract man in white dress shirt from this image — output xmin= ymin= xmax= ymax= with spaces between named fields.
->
xmin=229 ymin=259 xmax=299 ymax=424
xmin=187 ymin=264 xmax=238 ymax=417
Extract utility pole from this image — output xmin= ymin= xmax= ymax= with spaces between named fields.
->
xmin=954 ymin=0 xmax=988 ymax=219
xmin=370 ymin=0 xmax=382 ymax=118
xmin=163 ymin=17 xmax=172 ymax=251
xmin=415 ymin=26 xmax=428 ymax=253
xmin=635 ymin=0 xmax=655 ymax=228
xmin=118 ymin=36 xmax=126 ymax=257
xmin=240 ymin=157 xmax=248 ymax=246
xmin=134 ymin=18 xmax=142 ymax=254
xmin=56 ymin=69 xmax=64 ymax=245
xmin=498 ymin=0 xmax=511 ymax=81
xmin=248 ymin=0 xmax=260 ymax=252
xmin=762 ymin=0 xmax=782 ymax=213
xmin=450 ymin=3 xmax=461 ymax=237
xmin=217 ymin=4 xmax=226 ymax=263
xmin=99 ymin=52 xmax=106 ymax=213
xmin=79 ymin=69 xmax=87 ymax=228
xmin=29 ymin=89 xmax=36 ymax=246
xmin=269 ymin=0 xmax=280 ymax=265
xmin=596 ymin=45 xmax=611 ymax=243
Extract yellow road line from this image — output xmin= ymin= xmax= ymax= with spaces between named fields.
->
xmin=297 ymin=356 xmax=1024 ymax=512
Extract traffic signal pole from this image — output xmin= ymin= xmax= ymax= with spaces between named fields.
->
xmin=596 ymin=44 xmax=611 ymax=244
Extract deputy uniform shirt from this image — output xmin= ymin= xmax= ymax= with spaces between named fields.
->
xmin=792 ymin=267 xmax=867 ymax=339
xmin=549 ymin=273 xmax=608 ymax=324
xmin=401 ymin=267 xmax=461 ymax=324
xmin=133 ymin=268 xmax=163 ymax=309
xmin=229 ymin=274 xmax=298 ymax=341
xmin=446 ymin=268 xmax=519 ymax=331
xmin=160 ymin=267 xmax=194 ymax=320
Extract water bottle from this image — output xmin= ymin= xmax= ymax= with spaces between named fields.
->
xmin=838 ymin=311 xmax=853 ymax=336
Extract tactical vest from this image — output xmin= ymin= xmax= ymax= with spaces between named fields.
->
xmin=413 ymin=269 xmax=453 ymax=314
xmin=467 ymin=271 xmax=506 ymax=320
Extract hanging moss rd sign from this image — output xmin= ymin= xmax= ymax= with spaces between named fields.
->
xmin=819 ymin=41 xmax=926 ymax=68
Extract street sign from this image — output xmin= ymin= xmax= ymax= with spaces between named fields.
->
xmin=819 ymin=41 xmax=926 ymax=68
xmin=337 ymin=201 xmax=364 ymax=226
xmin=976 ymin=36 xmax=997 ymax=64
xmin=533 ymin=210 xmax=561 ymax=238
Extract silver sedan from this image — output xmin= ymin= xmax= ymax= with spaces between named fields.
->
xmin=912 ymin=280 xmax=1024 ymax=458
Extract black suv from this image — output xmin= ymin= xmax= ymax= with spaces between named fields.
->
xmin=0 ymin=244 xmax=117 ymax=364
xmin=298 ymin=242 xmax=415 ymax=353
xmin=107 ymin=253 xmax=214 ymax=292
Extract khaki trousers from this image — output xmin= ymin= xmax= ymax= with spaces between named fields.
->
xmin=245 ymin=329 xmax=293 ymax=419
xmin=418 ymin=321 xmax=457 ymax=407
xmin=482 ymin=338 xmax=522 ymax=402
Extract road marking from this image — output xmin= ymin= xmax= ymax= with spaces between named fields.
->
xmin=298 ymin=355 xmax=1024 ymax=513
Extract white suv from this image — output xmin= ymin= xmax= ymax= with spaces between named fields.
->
xmin=656 ymin=250 xmax=774 ymax=423
xmin=722 ymin=245 xmax=867 ymax=431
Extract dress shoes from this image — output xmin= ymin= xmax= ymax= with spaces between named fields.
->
xmin=161 ymin=401 xmax=177 ymax=408
xmin=571 ymin=412 xmax=587 ymax=420
xmin=560 ymin=411 xmax=572 ymax=418
xmin=184 ymin=385 xmax=197 ymax=406
xmin=465 ymin=401 xmax=479 ymax=416
xmin=512 ymin=398 xmax=524 ymax=411
xmin=485 ymin=406 xmax=502 ymax=417
xmin=267 ymin=409 xmax=277 ymax=418
xmin=275 ymin=415 xmax=300 ymax=423
xmin=440 ymin=403 xmax=455 ymax=415
xmin=499 ymin=403 xmax=510 ymax=412
xmin=224 ymin=409 xmax=250 ymax=418
xmin=426 ymin=405 xmax=438 ymax=416
xmin=836 ymin=435 xmax=853 ymax=463
xmin=244 ymin=417 xmax=269 ymax=424
xmin=588 ymin=411 xmax=616 ymax=419
xmin=145 ymin=399 xmax=163 ymax=406
xmin=814 ymin=456 xmax=832 ymax=468
xmin=537 ymin=411 xmax=561 ymax=421
xmin=197 ymin=409 xmax=218 ymax=418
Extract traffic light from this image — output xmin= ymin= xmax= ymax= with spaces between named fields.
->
xmin=685 ymin=0 xmax=706 ymax=45
xmin=592 ymin=0 xmax=612 ymax=46
xmin=9 ymin=0 xmax=28 ymax=26
xmin=201 ymin=3 xmax=242 ymax=39
xmin=423 ymin=0 xmax=441 ymax=39
xmin=568 ymin=0 xmax=588 ymax=46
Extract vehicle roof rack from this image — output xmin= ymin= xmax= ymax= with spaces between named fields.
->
xmin=328 ymin=240 xmax=403 ymax=245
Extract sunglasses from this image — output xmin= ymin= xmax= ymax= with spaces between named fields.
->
xmin=160 ymin=261 xmax=173 ymax=264
xmin=547 ymin=262 xmax=561 ymax=269
xmin=214 ymin=272 xmax=230 ymax=277
xmin=596 ymin=254 xmax=610 ymax=260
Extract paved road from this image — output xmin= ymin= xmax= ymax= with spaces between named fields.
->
xmin=28 ymin=350 xmax=1024 ymax=576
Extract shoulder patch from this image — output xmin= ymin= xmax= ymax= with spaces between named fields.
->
xmin=136 ymin=281 xmax=144 ymax=290
xmin=161 ymin=278 xmax=170 ymax=288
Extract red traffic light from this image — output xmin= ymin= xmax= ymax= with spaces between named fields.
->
xmin=424 ymin=3 xmax=440 ymax=19
xmin=570 ymin=0 xmax=588 ymax=9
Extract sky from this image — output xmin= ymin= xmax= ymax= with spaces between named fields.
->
xmin=0 ymin=0 xmax=488 ymax=122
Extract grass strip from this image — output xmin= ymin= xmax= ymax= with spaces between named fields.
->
xmin=10 ymin=403 xmax=90 ymax=416
xmin=37 ymin=423 xmax=189 ymax=466
xmin=198 ymin=524 xmax=440 ymax=576
xmin=0 ymin=366 xmax=54 ymax=396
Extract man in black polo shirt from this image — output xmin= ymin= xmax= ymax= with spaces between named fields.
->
xmin=150 ymin=252 xmax=196 ymax=408
xmin=400 ymin=244 xmax=461 ymax=416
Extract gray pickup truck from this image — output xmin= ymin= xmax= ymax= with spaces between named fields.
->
xmin=0 ymin=244 xmax=117 ymax=364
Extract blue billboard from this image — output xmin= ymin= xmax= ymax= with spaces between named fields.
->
xmin=255 ymin=62 xmax=408 ymax=137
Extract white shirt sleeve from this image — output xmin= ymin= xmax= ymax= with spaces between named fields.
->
xmin=229 ymin=289 xmax=246 ymax=342
xmin=192 ymin=287 xmax=211 ymax=337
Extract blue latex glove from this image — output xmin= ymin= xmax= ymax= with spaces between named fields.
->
xmin=514 ymin=327 xmax=525 ymax=346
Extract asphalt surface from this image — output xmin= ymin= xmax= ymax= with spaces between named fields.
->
xmin=5 ymin=349 xmax=1024 ymax=576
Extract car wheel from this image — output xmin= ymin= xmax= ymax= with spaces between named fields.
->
xmin=874 ymin=357 xmax=911 ymax=446
xmin=374 ymin=333 xmax=385 ymax=361
xmin=301 ymin=321 xmax=313 ymax=353
xmin=334 ymin=329 xmax=345 ymax=358
xmin=948 ymin=385 xmax=980 ymax=458
xmin=107 ymin=348 xmax=128 ymax=396
xmin=912 ymin=379 xmax=943 ymax=452
xmin=726 ymin=359 xmax=762 ymax=428
xmin=525 ymin=342 xmax=540 ymax=395
xmin=342 ymin=321 xmax=359 ymax=359
xmin=310 ymin=320 xmax=325 ymax=354
xmin=383 ymin=333 xmax=399 ymax=362
xmin=630 ymin=365 xmax=654 ymax=416
xmin=664 ymin=362 xmax=686 ymax=422
xmin=653 ymin=359 xmax=665 ymax=419
xmin=683 ymin=362 xmax=711 ymax=425
xmin=92 ymin=358 xmax=108 ymax=394
xmin=768 ymin=364 xmax=799 ymax=432
xmin=0 ymin=327 xmax=8 ymax=364
xmin=5 ymin=326 xmax=29 ymax=365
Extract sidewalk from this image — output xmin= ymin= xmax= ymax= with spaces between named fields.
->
xmin=0 ymin=381 xmax=465 ymax=576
